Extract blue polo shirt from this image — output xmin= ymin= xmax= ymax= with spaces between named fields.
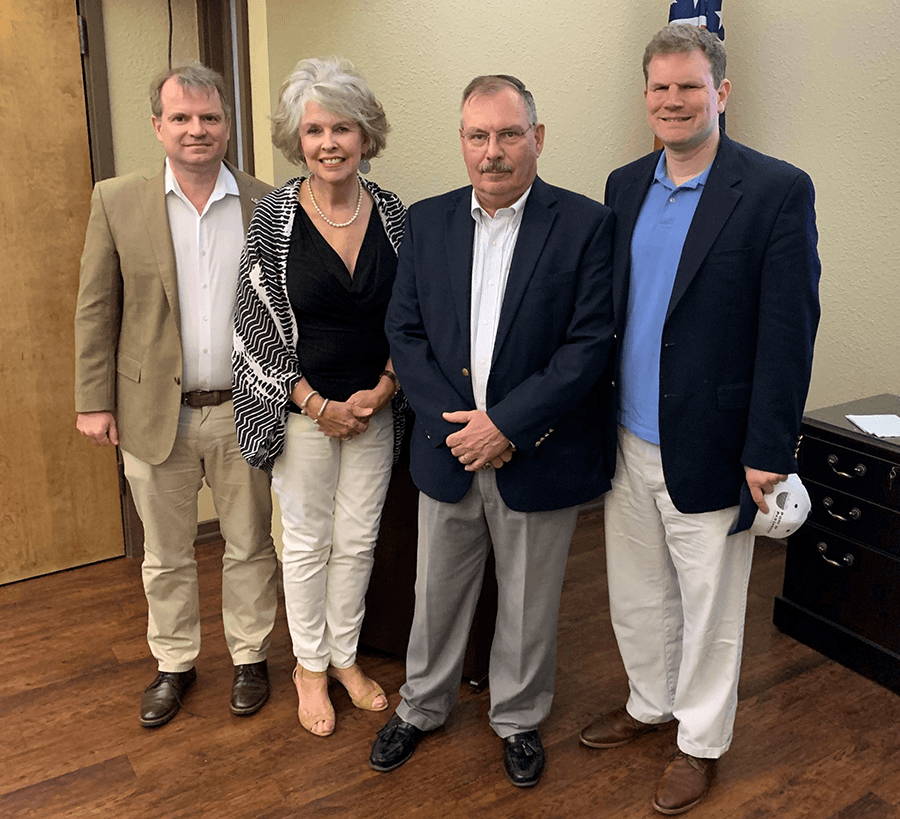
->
xmin=619 ymin=152 xmax=711 ymax=444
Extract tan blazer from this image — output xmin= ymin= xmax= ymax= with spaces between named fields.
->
xmin=74 ymin=161 xmax=273 ymax=465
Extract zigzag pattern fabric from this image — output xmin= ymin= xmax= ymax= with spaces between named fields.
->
xmin=233 ymin=176 xmax=407 ymax=473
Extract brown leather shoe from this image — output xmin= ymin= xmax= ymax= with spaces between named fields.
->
xmin=230 ymin=660 xmax=270 ymax=716
xmin=580 ymin=706 xmax=660 ymax=748
xmin=653 ymin=751 xmax=717 ymax=815
xmin=140 ymin=668 xmax=196 ymax=727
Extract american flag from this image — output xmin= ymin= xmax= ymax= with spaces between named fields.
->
xmin=668 ymin=0 xmax=724 ymax=40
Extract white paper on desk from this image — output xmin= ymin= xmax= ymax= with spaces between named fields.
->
xmin=845 ymin=414 xmax=900 ymax=438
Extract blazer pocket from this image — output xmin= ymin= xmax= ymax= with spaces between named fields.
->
xmin=717 ymin=382 xmax=751 ymax=410
xmin=117 ymin=354 xmax=142 ymax=383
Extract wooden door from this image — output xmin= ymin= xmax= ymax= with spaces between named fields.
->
xmin=0 ymin=0 xmax=124 ymax=584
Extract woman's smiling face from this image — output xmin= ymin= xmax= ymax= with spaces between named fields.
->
xmin=299 ymin=100 xmax=369 ymax=181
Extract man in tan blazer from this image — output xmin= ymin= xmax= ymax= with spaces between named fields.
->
xmin=75 ymin=63 xmax=278 ymax=728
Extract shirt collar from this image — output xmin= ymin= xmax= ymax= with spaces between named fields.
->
xmin=165 ymin=159 xmax=238 ymax=205
xmin=470 ymin=184 xmax=533 ymax=223
xmin=653 ymin=150 xmax=712 ymax=192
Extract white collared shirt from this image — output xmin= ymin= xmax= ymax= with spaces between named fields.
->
xmin=469 ymin=185 xmax=532 ymax=410
xmin=164 ymin=159 xmax=243 ymax=392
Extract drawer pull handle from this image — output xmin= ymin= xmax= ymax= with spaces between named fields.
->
xmin=891 ymin=466 xmax=899 ymax=491
xmin=826 ymin=454 xmax=866 ymax=478
xmin=817 ymin=542 xmax=855 ymax=567
xmin=822 ymin=497 xmax=861 ymax=521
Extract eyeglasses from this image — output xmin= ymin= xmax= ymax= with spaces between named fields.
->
xmin=460 ymin=125 xmax=534 ymax=147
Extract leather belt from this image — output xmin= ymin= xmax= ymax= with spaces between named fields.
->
xmin=181 ymin=389 xmax=233 ymax=408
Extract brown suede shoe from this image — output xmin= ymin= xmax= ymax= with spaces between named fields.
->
xmin=653 ymin=751 xmax=717 ymax=815
xmin=580 ymin=706 xmax=660 ymax=748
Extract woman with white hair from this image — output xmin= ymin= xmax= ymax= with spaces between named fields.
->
xmin=233 ymin=58 xmax=406 ymax=737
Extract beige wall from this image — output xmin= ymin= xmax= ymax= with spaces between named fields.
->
xmin=104 ymin=0 xmax=199 ymax=175
xmin=723 ymin=3 xmax=899 ymax=410
xmin=256 ymin=0 xmax=900 ymax=413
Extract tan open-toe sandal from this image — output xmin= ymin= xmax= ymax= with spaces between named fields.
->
xmin=293 ymin=663 xmax=336 ymax=736
xmin=327 ymin=664 xmax=388 ymax=712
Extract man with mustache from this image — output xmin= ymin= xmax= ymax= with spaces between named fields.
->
xmin=370 ymin=74 xmax=616 ymax=787
xmin=579 ymin=24 xmax=820 ymax=814
xmin=75 ymin=63 xmax=278 ymax=728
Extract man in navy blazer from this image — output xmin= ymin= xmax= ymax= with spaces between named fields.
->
xmin=579 ymin=25 xmax=820 ymax=815
xmin=371 ymin=75 xmax=615 ymax=787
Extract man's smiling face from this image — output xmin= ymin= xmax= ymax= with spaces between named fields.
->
xmin=644 ymin=48 xmax=730 ymax=154
xmin=152 ymin=77 xmax=231 ymax=174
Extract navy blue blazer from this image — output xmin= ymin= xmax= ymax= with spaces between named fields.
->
xmin=386 ymin=176 xmax=616 ymax=513
xmin=607 ymin=134 xmax=821 ymax=514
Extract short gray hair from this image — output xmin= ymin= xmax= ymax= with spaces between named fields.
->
xmin=271 ymin=57 xmax=389 ymax=167
xmin=149 ymin=62 xmax=231 ymax=120
xmin=460 ymin=74 xmax=538 ymax=127
xmin=643 ymin=23 xmax=727 ymax=88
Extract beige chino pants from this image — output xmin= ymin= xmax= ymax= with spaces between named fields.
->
xmin=123 ymin=401 xmax=278 ymax=672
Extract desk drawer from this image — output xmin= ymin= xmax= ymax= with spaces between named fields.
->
xmin=806 ymin=479 xmax=900 ymax=558
xmin=783 ymin=525 xmax=900 ymax=653
xmin=799 ymin=434 xmax=900 ymax=509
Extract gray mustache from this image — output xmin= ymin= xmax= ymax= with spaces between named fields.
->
xmin=479 ymin=161 xmax=513 ymax=173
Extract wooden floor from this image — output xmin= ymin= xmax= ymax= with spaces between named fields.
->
xmin=2 ymin=507 xmax=900 ymax=819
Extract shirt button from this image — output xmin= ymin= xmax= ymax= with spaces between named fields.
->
xmin=669 ymin=197 xmax=675 ymax=203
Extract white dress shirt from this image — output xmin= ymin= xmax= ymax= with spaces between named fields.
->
xmin=165 ymin=159 xmax=243 ymax=392
xmin=469 ymin=186 xmax=532 ymax=411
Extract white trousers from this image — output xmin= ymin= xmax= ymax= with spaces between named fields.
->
xmin=272 ymin=407 xmax=393 ymax=672
xmin=604 ymin=426 xmax=754 ymax=758
xmin=123 ymin=402 xmax=278 ymax=672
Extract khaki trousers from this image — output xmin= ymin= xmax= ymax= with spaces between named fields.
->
xmin=123 ymin=401 xmax=278 ymax=672
xmin=605 ymin=426 xmax=754 ymax=758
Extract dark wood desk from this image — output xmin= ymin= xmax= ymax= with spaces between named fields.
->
xmin=774 ymin=393 xmax=900 ymax=693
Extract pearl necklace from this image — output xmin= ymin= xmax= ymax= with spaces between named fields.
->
xmin=306 ymin=176 xmax=363 ymax=228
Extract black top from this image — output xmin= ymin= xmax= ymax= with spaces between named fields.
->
xmin=286 ymin=204 xmax=397 ymax=408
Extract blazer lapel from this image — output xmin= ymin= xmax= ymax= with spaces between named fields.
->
xmin=139 ymin=165 xmax=181 ymax=324
xmin=445 ymin=190 xmax=477 ymax=343
xmin=666 ymin=136 xmax=742 ymax=320
xmin=492 ymin=177 xmax=556 ymax=362
xmin=228 ymin=162 xmax=259 ymax=230
xmin=611 ymin=160 xmax=657 ymax=328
